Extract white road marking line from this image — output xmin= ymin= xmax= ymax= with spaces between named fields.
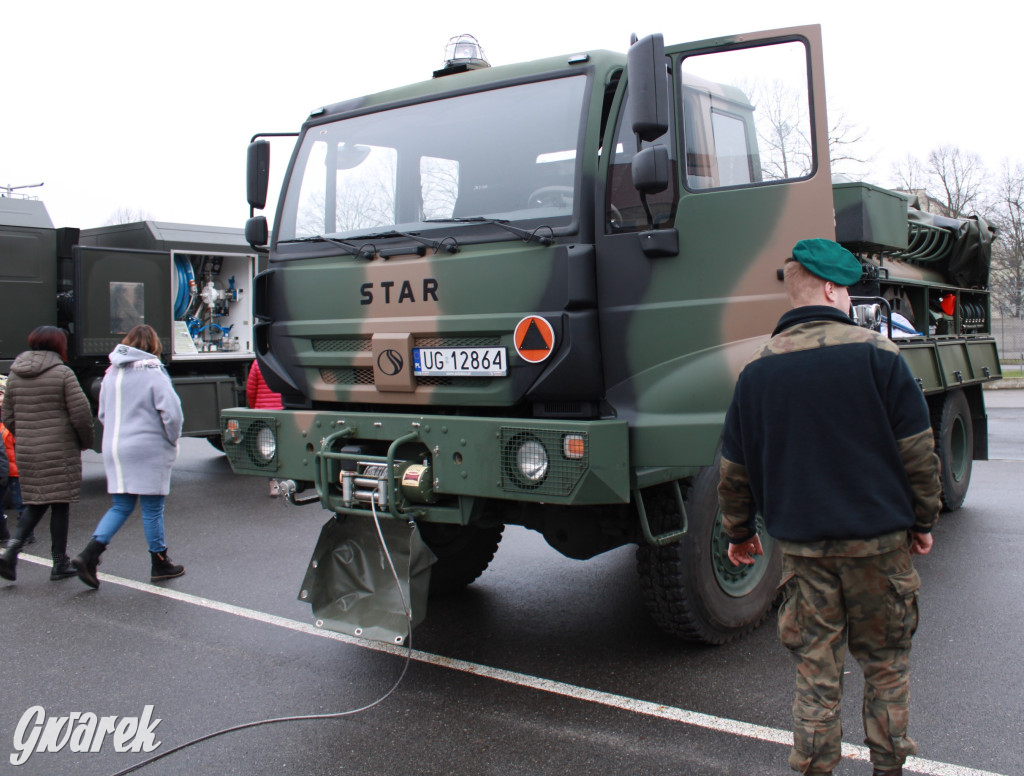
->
xmin=20 ymin=554 xmax=1008 ymax=776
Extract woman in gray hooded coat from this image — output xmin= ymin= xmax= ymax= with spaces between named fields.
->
xmin=0 ymin=326 xmax=94 ymax=581
xmin=72 ymin=324 xmax=185 ymax=588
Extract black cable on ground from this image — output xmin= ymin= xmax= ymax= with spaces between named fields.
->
xmin=110 ymin=502 xmax=414 ymax=776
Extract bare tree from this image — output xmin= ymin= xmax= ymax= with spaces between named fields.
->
xmin=293 ymin=147 xmax=397 ymax=238
xmin=105 ymin=206 xmax=154 ymax=224
xmin=890 ymin=154 xmax=927 ymax=193
xmin=826 ymin=106 xmax=873 ymax=180
xmin=746 ymin=79 xmax=871 ymax=180
xmin=751 ymin=79 xmax=812 ymax=180
xmin=989 ymin=161 xmax=1024 ymax=319
xmin=926 ymin=145 xmax=986 ymax=218
xmin=420 ymin=156 xmax=459 ymax=219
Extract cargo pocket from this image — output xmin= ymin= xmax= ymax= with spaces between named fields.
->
xmin=777 ymin=570 xmax=804 ymax=652
xmin=885 ymin=567 xmax=920 ymax=647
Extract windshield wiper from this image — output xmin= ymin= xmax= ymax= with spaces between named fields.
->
xmin=361 ymin=229 xmax=460 ymax=255
xmin=281 ymin=235 xmax=377 ymax=260
xmin=424 ymin=217 xmax=554 ymax=246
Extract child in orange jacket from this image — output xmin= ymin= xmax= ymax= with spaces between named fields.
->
xmin=0 ymin=376 xmax=28 ymax=542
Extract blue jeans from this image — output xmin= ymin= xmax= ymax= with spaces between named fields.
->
xmin=93 ymin=494 xmax=167 ymax=552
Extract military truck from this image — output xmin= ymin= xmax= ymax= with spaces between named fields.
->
xmin=0 ymin=196 xmax=261 ymax=447
xmin=222 ymin=26 xmax=1000 ymax=645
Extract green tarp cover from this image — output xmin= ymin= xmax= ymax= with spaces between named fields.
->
xmin=907 ymin=207 xmax=996 ymax=288
xmin=300 ymin=515 xmax=436 ymax=645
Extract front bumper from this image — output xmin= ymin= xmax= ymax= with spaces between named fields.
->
xmin=222 ymin=409 xmax=630 ymax=518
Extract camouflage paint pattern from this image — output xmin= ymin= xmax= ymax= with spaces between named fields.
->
xmin=227 ymin=24 xmax=997 ymax=502
xmin=777 ymin=539 xmax=920 ymax=773
xmin=228 ymin=27 xmax=842 ymax=490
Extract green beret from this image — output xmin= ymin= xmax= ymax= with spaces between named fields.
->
xmin=791 ymin=238 xmax=862 ymax=286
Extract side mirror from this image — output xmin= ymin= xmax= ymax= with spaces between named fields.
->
xmin=632 ymin=145 xmax=670 ymax=195
xmin=247 ymin=140 xmax=271 ymax=211
xmin=627 ymin=33 xmax=669 ymax=142
xmin=245 ymin=216 xmax=269 ymax=249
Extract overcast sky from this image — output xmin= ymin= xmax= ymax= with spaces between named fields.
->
xmin=3 ymin=0 xmax=1017 ymax=230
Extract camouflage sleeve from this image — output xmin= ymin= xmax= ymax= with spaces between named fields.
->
xmin=897 ymin=427 xmax=941 ymax=533
xmin=718 ymin=455 xmax=757 ymax=543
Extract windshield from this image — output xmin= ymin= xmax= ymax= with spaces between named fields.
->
xmin=277 ymin=75 xmax=588 ymax=243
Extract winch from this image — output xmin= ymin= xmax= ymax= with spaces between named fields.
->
xmin=339 ymin=460 xmax=436 ymax=510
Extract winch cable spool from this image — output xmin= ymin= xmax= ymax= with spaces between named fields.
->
xmin=108 ymin=497 xmax=414 ymax=776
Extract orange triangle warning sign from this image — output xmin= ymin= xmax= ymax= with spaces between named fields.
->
xmin=514 ymin=316 xmax=555 ymax=363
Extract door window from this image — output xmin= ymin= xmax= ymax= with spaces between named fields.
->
xmin=679 ymin=40 xmax=814 ymax=190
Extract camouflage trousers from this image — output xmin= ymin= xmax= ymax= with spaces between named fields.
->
xmin=777 ymin=544 xmax=921 ymax=774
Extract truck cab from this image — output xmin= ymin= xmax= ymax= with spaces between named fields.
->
xmin=223 ymin=26 xmax=998 ymax=645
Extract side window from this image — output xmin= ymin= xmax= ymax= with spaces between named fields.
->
xmin=710 ymin=110 xmax=753 ymax=186
xmin=606 ymin=95 xmax=679 ymax=233
xmin=421 ymin=156 xmax=459 ymax=220
xmin=680 ymin=40 xmax=813 ymax=190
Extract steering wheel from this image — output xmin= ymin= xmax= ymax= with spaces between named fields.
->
xmin=526 ymin=186 xmax=573 ymax=208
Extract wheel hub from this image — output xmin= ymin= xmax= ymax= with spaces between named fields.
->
xmin=711 ymin=512 xmax=773 ymax=597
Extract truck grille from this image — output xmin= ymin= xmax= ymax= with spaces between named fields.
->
xmin=312 ymin=338 xmax=372 ymax=352
xmin=320 ymin=367 xmax=375 ymax=385
xmin=414 ymin=336 xmax=501 ymax=348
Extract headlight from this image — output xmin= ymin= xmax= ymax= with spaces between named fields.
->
xmin=516 ymin=438 xmax=549 ymax=483
xmin=254 ymin=425 xmax=277 ymax=463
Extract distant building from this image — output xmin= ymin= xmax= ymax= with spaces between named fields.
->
xmin=896 ymin=188 xmax=949 ymax=217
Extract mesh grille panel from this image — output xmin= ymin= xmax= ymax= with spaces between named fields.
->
xmin=312 ymin=338 xmax=372 ymax=352
xmin=414 ymin=336 xmax=501 ymax=348
xmin=222 ymin=417 xmax=279 ymax=472
xmin=320 ymin=367 xmax=375 ymax=385
xmin=499 ymin=427 xmax=589 ymax=497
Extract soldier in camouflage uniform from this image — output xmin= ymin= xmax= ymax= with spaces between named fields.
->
xmin=717 ymin=238 xmax=941 ymax=776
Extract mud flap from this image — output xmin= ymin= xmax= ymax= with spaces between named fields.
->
xmin=299 ymin=514 xmax=437 ymax=645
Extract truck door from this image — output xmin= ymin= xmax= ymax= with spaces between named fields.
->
xmin=598 ymin=25 xmax=835 ymax=469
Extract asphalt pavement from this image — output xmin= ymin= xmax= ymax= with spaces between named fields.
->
xmin=2 ymin=390 xmax=1022 ymax=776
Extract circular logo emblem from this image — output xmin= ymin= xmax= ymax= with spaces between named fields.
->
xmin=514 ymin=316 xmax=555 ymax=364
xmin=377 ymin=349 xmax=404 ymax=376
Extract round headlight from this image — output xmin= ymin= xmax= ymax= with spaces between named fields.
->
xmin=516 ymin=439 xmax=548 ymax=483
xmin=255 ymin=425 xmax=277 ymax=463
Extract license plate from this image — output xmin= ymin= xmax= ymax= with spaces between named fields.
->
xmin=413 ymin=347 xmax=507 ymax=377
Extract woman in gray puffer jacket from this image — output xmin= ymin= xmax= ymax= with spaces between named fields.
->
xmin=0 ymin=326 xmax=95 ymax=582
xmin=73 ymin=324 xmax=184 ymax=588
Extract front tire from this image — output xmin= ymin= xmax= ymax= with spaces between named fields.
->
xmin=418 ymin=521 xmax=504 ymax=595
xmin=636 ymin=460 xmax=781 ymax=645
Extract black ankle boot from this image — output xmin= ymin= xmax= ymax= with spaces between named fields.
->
xmin=50 ymin=554 xmax=77 ymax=581
xmin=150 ymin=550 xmax=184 ymax=581
xmin=0 ymin=539 xmax=24 ymax=581
xmin=72 ymin=539 xmax=107 ymax=589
